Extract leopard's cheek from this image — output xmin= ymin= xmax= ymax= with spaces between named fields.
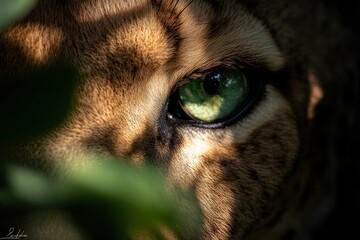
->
xmin=167 ymin=86 xmax=299 ymax=238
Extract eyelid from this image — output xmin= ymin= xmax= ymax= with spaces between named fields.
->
xmin=183 ymin=64 xmax=242 ymax=83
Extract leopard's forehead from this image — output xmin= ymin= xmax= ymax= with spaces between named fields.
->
xmin=2 ymin=0 xmax=284 ymax=81
xmin=72 ymin=0 xmax=285 ymax=78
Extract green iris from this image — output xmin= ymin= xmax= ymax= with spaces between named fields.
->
xmin=178 ymin=68 xmax=248 ymax=122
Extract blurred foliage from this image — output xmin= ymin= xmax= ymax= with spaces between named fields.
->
xmin=0 ymin=159 xmax=202 ymax=239
xmin=0 ymin=2 xmax=202 ymax=239
xmin=0 ymin=0 xmax=37 ymax=31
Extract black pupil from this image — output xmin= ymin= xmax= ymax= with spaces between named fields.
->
xmin=203 ymin=73 xmax=221 ymax=95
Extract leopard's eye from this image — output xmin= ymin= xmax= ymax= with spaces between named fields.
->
xmin=177 ymin=68 xmax=248 ymax=122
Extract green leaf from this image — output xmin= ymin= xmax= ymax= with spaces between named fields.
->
xmin=0 ymin=0 xmax=37 ymax=32
xmin=0 ymin=158 xmax=203 ymax=239
xmin=4 ymin=165 xmax=54 ymax=206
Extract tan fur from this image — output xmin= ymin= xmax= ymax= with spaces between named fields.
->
xmin=2 ymin=24 xmax=64 ymax=64
xmin=0 ymin=0 xmax=337 ymax=239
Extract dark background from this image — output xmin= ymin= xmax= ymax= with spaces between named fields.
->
xmin=312 ymin=0 xmax=359 ymax=238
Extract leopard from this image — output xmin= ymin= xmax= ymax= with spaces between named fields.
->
xmin=1 ymin=0 xmax=357 ymax=239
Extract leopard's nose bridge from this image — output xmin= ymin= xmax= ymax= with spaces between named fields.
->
xmin=79 ymin=124 xmax=118 ymax=156
xmin=79 ymin=112 xmax=175 ymax=164
xmin=84 ymin=109 xmax=159 ymax=162
xmin=77 ymin=123 xmax=144 ymax=161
